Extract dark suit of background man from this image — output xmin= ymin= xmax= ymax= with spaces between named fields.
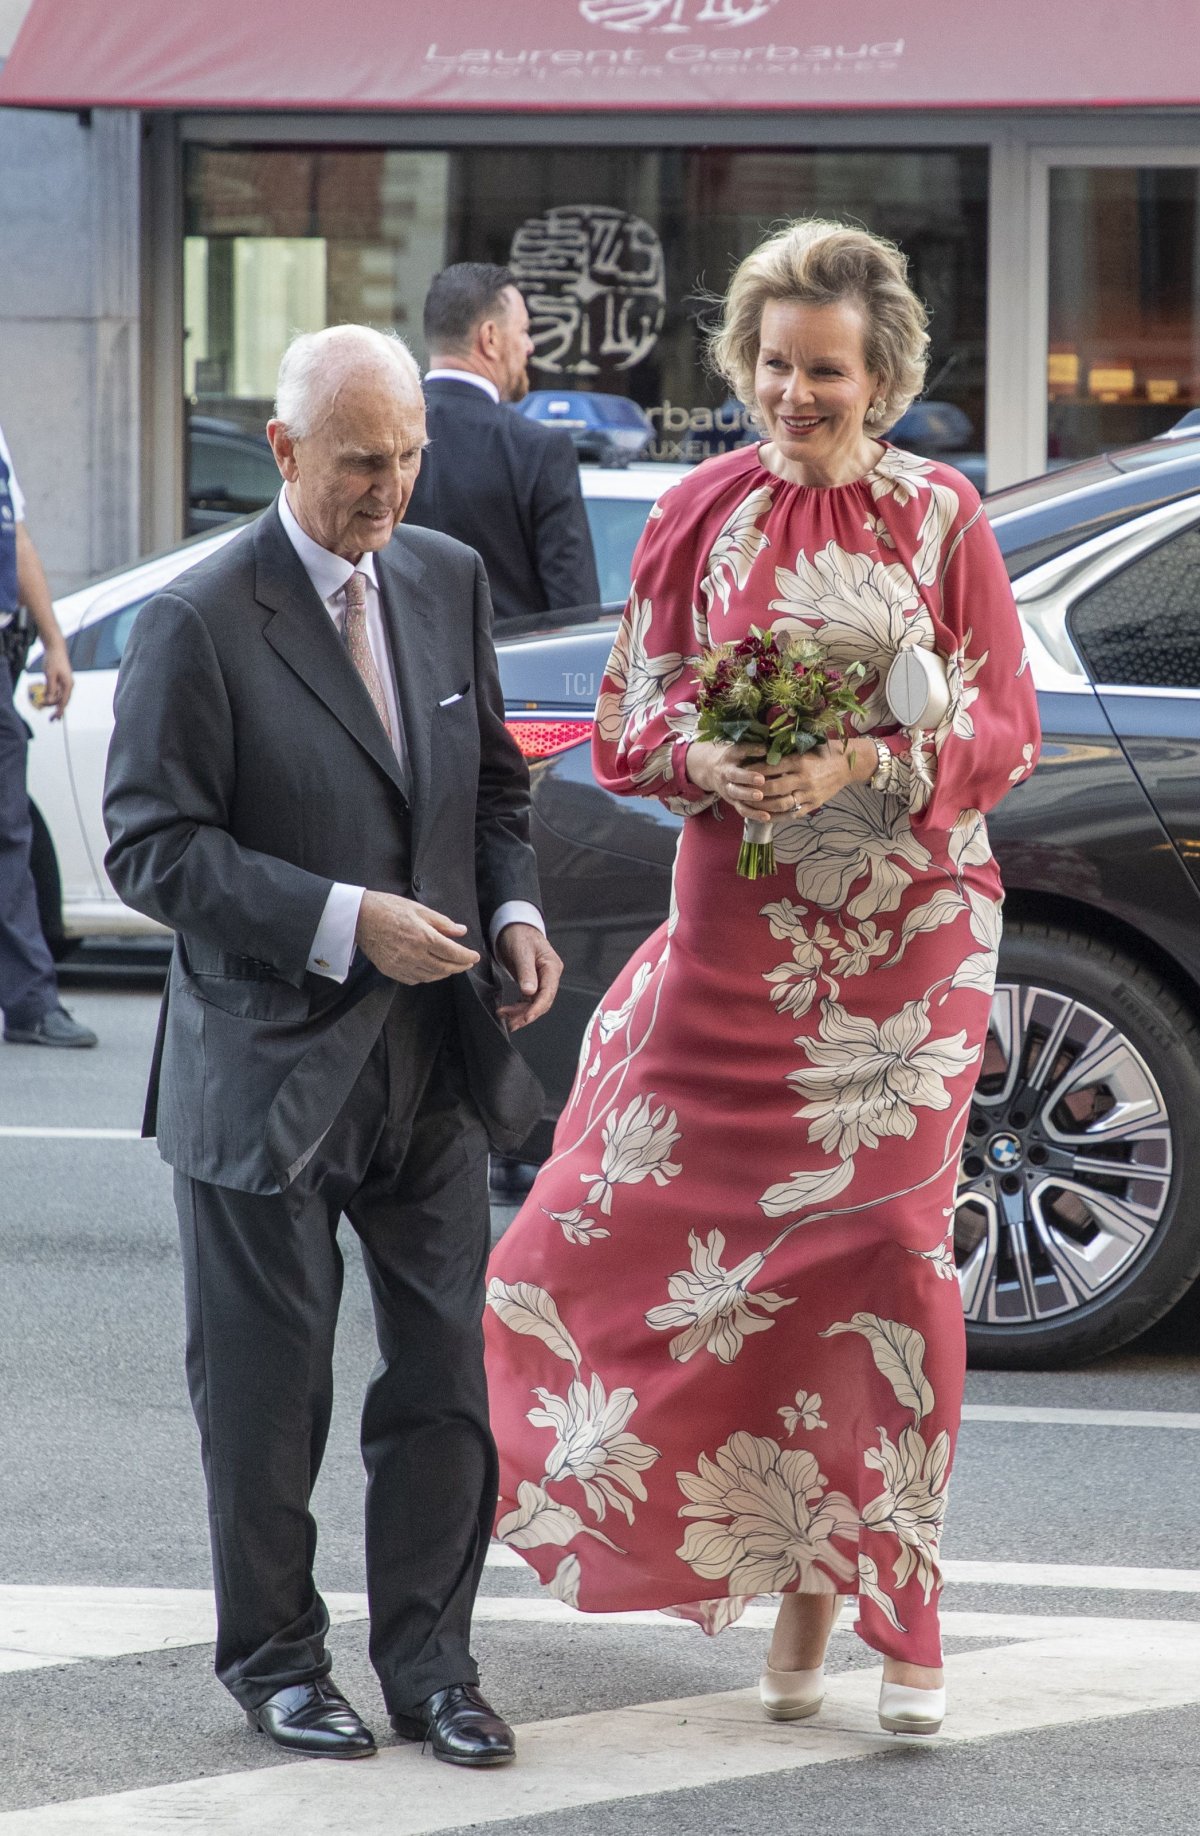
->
xmin=103 ymin=326 xmax=562 ymax=1768
xmin=404 ymin=262 xmax=600 ymax=626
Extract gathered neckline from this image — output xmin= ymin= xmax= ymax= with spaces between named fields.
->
xmin=751 ymin=438 xmax=894 ymax=494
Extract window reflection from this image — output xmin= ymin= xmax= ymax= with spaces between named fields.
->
xmin=1048 ymin=166 xmax=1200 ymax=464
xmin=182 ymin=141 xmax=989 ymax=523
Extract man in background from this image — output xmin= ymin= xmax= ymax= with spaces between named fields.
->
xmin=0 ymin=421 xmax=97 ymax=1049
xmin=405 ymin=263 xmax=600 ymax=626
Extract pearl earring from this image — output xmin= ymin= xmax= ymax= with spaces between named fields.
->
xmin=865 ymin=395 xmax=887 ymax=426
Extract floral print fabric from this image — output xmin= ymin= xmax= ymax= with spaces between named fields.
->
xmin=484 ymin=444 xmax=1041 ymax=1667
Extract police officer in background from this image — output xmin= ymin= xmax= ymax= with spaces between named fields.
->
xmin=0 ymin=422 xmax=97 ymax=1047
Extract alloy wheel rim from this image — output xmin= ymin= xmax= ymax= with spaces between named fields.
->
xmin=955 ymin=982 xmax=1173 ymax=1327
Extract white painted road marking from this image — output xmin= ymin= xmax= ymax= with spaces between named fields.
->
xmin=0 ymin=1587 xmax=369 ymax=1675
xmin=961 ymin=1403 xmax=1200 ymax=1430
xmin=2 ymin=1619 xmax=1199 ymax=1832
xmin=5 ymin=1573 xmax=1200 ymax=1680
xmin=0 ymin=1126 xmax=143 ymax=1141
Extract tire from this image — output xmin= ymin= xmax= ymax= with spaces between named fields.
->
xmin=27 ymin=799 xmax=69 ymax=962
xmin=958 ymin=920 xmax=1200 ymax=1368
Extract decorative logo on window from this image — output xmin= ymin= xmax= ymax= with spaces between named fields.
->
xmin=509 ymin=206 xmax=666 ymax=377
xmin=580 ymin=0 xmax=779 ymax=29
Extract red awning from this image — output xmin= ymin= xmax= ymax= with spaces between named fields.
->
xmin=1 ymin=0 xmax=1198 ymax=113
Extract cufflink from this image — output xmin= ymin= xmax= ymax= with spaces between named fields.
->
xmin=315 ymin=958 xmax=330 ymax=970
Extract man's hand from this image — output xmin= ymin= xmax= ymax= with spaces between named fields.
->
xmin=39 ymin=637 xmax=73 ymax=721
xmin=495 ymin=922 xmax=563 ymax=1032
xmin=355 ymin=890 xmax=480 ymax=984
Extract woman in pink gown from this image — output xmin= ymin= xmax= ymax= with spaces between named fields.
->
xmin=484 ymin=220 xmax=1040 ymax=1735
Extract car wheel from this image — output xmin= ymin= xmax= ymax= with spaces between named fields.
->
xmin=27 ymin=800 xmax=69 ymax=961
xmin=957 ymin=921 xmax=1200 ymax=1368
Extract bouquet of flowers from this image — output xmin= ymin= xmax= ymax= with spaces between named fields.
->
xmin=693 ymin=626 xmax=867 ymax=879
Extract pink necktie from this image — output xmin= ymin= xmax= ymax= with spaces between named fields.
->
xmin=342 ymin=570 xmax=393 ymax=746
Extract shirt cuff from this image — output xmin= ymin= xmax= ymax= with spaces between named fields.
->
xmin=309 ymin=882 xmax=364 ymax=982
xmin=489 ymin=900 xmax=545 ymax=951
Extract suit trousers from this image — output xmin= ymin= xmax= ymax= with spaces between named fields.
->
xmin=0 ymin=657 xmax=58 ymax=1026
xmin=174 ymin=982 xmax=495 ymax=1714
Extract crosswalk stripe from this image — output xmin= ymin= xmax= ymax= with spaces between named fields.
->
xmin=0 ymin=1126 xmax=143 ymax=1140
xmin=483 ymin=1546 xmax=1200 ymax=1591
xmin=960 ymin=1403 xmax=1200 ymax=1429
xmin=5 ymin=1565 xmax=1200 ymax=1680
xmin=2 ymin=1619 xmax=1198 ymax=1832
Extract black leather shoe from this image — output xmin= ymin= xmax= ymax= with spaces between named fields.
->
xmin=4 ymin=1004 xmax=97 ymax=1047
xmin=247 ymin=1679 xmax=377 ymax=1759
xmin=390 ymin=1684 xmax=515 ymax=1767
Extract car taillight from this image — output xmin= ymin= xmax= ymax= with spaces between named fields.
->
xmin=505 ymin=716 xmax=593 ymax=761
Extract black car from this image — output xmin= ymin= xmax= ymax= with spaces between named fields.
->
xmin=496 ymin=432 xmax=1200 ymax=1370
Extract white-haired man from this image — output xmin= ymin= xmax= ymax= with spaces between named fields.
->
xmin=103 ymin=326 xmax=561 ymax=1767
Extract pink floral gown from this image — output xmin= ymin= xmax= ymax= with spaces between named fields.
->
xmin=484 ymin=443 xmax=1041 ymax=1667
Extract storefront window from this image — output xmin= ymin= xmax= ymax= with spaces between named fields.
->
xmin=182 ymin=141 xmax=987 ymax=514
xmin=1048 ymin=165 xmax=1200 ymax=464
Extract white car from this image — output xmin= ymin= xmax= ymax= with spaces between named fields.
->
xmin=18 ymin=464 xmax=688 ymax=952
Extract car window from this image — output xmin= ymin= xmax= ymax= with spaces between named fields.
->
xmin=69 ymin=598 xmax=149 ymax=673
xmin=190 ymin=433 xmax=279 ymax=508
xmin=584 ymin=497 xmax=653 ymax=605
xmin=1068 ymin=523 xmax=1200 ymax=689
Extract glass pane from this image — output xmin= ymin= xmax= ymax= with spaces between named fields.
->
xmin=1048 ymin=166 xmax=1200 ymax=465
xmin=584 ymin=497 xmax=655 ymax=605
xmin=1069 ymin=525 xmax=1200 ymax=689
xmin=183 ymin=141 xmax=988 ymax=526
xmin=73 ymin=601 xmax=148 ymax=675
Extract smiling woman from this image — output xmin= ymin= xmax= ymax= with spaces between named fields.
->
xmin=485 ymin=216 xmax=1041 ymax=1739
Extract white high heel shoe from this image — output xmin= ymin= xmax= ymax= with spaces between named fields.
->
xmin=758 ymin=1597 xmax=844 ymax=1721
xmin=878 ymin=1679 xmax=946 ymax=1736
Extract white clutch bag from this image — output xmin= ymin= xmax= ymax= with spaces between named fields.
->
xmin=885 ymin=647 xmax=952 ymax=730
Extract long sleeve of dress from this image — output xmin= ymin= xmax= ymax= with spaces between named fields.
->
xmin=592 ymin=482 xmax=721 ymax=814
xmin=872 ymin=481 xmax=1041 ymax=843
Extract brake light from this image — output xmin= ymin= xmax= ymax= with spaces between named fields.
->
xmin=505 ymin=716 xmax=593 ymax=761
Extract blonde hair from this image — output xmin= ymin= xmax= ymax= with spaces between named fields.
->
xmin=708 ymin=219 xmax=930 ymax=431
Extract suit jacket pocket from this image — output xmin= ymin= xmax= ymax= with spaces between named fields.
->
xmin=188 ymin=971 xmax=311 ymax=1025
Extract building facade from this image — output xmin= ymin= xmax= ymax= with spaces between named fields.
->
xmin=1 ymin=0 xmax=1199 ymax=588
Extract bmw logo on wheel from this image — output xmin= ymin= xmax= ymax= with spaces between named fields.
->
xmin=986 ymin=1132 xmax=1023 ymax=1172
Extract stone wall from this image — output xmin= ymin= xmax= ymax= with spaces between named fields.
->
xmin=0 ymin=96 xmax=143 ymax=596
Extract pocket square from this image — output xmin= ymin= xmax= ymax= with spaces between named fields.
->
xmin=438 ymin=684 xmax=470 ymax=707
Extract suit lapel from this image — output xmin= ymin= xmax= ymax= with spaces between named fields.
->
xmin=254 ymin=507 xmax=409 ymax=801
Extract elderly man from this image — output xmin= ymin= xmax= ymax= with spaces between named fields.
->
xmin=103 ymin=327 xmax=561 ymax=1767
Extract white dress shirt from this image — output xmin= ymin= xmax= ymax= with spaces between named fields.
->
xmin=423 ymin=369 xmax=501 ymax=405
xmin=0 ymin=425 xmax=27 ymax=522
xmin=276 ymin=489 xmax=543 ymax=982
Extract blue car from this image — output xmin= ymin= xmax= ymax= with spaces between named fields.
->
xmin=512 ymin=391 xmax=654 ymax=466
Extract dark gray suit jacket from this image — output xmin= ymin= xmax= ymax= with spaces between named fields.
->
xmin=404 ymin=378 xmax=600 ymax=624
xmin=103 ymin=503 xmax=544 ymax=1194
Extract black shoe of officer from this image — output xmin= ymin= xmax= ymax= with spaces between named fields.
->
xmin=246 ymin=1679 xmax=377 ymax=1759
xmin=390 ymin=1684 xmax=516 ymax=1767
xmin=3 ymin=1004 xmax=98 ymax=1047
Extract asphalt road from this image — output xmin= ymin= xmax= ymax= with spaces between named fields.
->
xmin=1 ymin=979 xmax=1198 ymax=1834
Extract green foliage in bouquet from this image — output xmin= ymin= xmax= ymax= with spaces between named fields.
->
xmin=692 ymin=627 xmax=867 ymax=877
